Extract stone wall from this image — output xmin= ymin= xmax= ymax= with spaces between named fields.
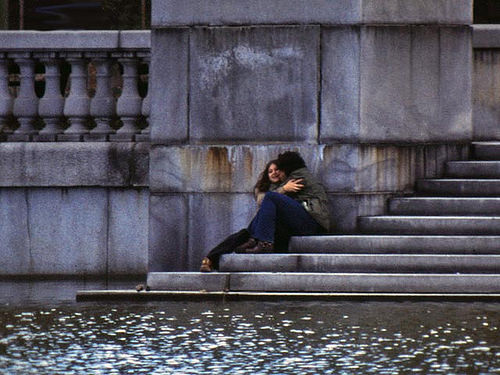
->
xmin=0 ymin=143 xmax=149 ymax=278
xmin=472 ymin=25 xmax=500 ymax=140
xmin=149 ymin=0 xmax=473 ymax=271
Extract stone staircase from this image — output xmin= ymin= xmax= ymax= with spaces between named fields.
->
xmin=147 ymin=142 xmax=500 ymax=296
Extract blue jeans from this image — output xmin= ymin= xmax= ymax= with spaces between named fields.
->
xmin=248 ymin=192 xmax=322 ymax=243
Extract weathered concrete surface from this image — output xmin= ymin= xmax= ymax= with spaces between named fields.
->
xmin=473 ymin=142 xmax=500 ymax=160
xmin=147 ymin=272 xmax=230 ymax=291
xmin=473 ymin=49 xmax=500 ymax=140
xmin=320 ymin=27 xmax=360 ymax=142
xmin=189 ymin=26 xmax=318 ymax=143
xmin=152 ymin=0 xmax=471 ymax=27
xmin=389 ymin=197 xmax=500 ymax=216
xmin=152 ymin=0 xmax=361 ymax=26
xmin=150 ymin=29 xmax=189 ymax=144
xmin=417 ymin=179 xmax=500 ymax=196
xmin=146 ymin=272 xmax=500 ymax=294
xmin=472 ymin=25 xmax=500 ymax=48
xmin=229 ymin=273 xmax=500 ymax=293
xmin=219 ymin=254 xmax=500 ymax=273
xmin=446 ymin=161 xmax=500 ymax=178
xmin=150 ymin=144 xmax=468 ymax=193
xmin=359 ymin=216 xmax=500 ymax=235
xmin=0 ymin=142 xmax=149 ymax=187
xmin=289 ymin=235 xmax=500 ymax=254
xmin=149 ymin=194 xmax=188 ymax=272
xmin=0 ymin=188 xmax=148 ymax=277
xmin=362 ymin=0 xmax=472 ymax=25
xmin=0 ymin=30 xmax=150 ymax=51
xmin=149 ymin=193 xmax=256 ymax=272
xmin=358 ymin=26 xmax=472 ymax=143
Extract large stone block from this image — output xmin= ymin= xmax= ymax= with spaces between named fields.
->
xmin=151 ymin=0 xmax=471 ymax=27
xmin=362 ymin=0 xmax=472 ymax=25
xmin=0 ymin=31 xmax=150 ymax=51
xmin=152 ymin=0 xmax=360 ymax=26
xmin=0 ymin=188 xmax=149 ymax=277
xmin=473 ymin=50 xmax=500 ymax=140
xmin=186 ymin=193 xmax=256 ymax=271
xmin=321 ymin=27 xmax=360 ymax=142
xmin=359 ymin=26 xmax=471 ymax=142
xmin=473 ymin=25 xmax=500 ymax=48
xmin=0 ymin=143 xmax=149 ymax=187
xmin=150 ymin=143 xmax=468 ymax=194
xmin=150 ymin=144 xmax=324 ymax=193
xmin=189 ymin=26 xmax=319 ymax=143
xmin=149 ymin=194 xmax=188 ymax=272
xmin=150 ymin=29 xmax=189 ymax=144
xmin=0 ymin=189 xmax=31 ymax=274
xmin=108 ymin=189 xmax=149 ymax=276
xmin=328 ymin=193 xmax=390 ymax=233
xmin=25 ymin=189 xmax=108 ymax=275
xmin=149 ymin=193 xmax=256 ymax=272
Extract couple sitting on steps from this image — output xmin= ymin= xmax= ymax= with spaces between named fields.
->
xmin=200 ymin=151 xmax=330 ymax=272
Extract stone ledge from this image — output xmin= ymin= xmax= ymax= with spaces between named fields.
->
xmin=152 ymin=0 xmax=471 ymax=27
xmin=0 ymin=30 xmax=150 ymax=51
xmin=145 ymin=272 xmax=500 ymax=293
xmin=76 ymin=290 xmax=500 ymax=302
xmin=0 ymin=142 xmax=149 ymax=187
xmin=473 ymin=25 xmax=500 ymax=48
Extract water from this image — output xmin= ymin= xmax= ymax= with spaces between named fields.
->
xmin=0 ymin=281 xmax=499 ymax=374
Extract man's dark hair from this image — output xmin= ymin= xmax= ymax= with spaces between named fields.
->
xmin=277 ymin=151 xmax=306 ymax=176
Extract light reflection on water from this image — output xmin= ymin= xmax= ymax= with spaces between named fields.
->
xmin=0 ymin=282 xmax=498 ymax=374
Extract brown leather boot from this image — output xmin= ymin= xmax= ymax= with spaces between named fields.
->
xmin=200 ymin=257 xmax=213 ymax=272
xmin=234 ymin=237 xmax=257 ymax=253
xmin=245 ymin=241 xmax=274 ymax=254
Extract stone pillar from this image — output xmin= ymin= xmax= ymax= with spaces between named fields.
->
xmin=136 ymin=52 xmax=150 ymax=142
xmin=60 ymin=53 xmax=90 ymax=141
xmin=0 ymin=53 xmax=13 ymax=135
xmin=10 ymin=53 xmax=38 ymax=141
xmin=149 ymin=0 xmax=473 ymax=271
xmin=86 ymin=53 xmax=116 ymax=141
xmin=36 ymin=53 xmax=64 ymax=141
xmin=110 ymin=52 xmax=142 ymax=141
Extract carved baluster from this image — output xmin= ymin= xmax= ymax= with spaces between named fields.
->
xmin=60 ymin=53 xmax=90 ymax=141
xmin=135 ymin=52 xmax=150 ymax=142
xmin=35 ymin=53 xmax=64 ymax=141
xmin=9 ymin=53 xmax=38 ymax=141
xmin=0 ymin=53 xmax=13 ymax=139
xmin=85 ymin=52 xmax=115 ymax=141
xmin=110 ymin=52 xmax=142 ymax=141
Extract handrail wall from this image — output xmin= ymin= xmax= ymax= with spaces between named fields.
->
xmin=0 ymin=31 xmax=150 ymax=142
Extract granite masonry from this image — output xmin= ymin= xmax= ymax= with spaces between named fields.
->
xmin=5 ymin=0 xmax=500 ymax=277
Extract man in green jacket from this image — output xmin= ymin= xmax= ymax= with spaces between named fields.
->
xmin=241 ymin=151 xmax=330 ymax=253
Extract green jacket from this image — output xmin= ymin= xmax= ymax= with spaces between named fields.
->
xmin=279 ymin=167 xmax=330 ymax=231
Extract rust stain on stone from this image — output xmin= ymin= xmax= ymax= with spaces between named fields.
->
xmin=205 ymin=146 xmax=232 ymax=191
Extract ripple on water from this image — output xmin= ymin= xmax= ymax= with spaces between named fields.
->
xmin=0 ymin=301 xmax=498 ymax=374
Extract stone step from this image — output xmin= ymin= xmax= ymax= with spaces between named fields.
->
xmin=147 ymin=272 xmax=500 ymax=293
xmin=289 ymin=235 xmax=500 ymax=254
xmin=446 ymin=161 xmax=500 ymax=178
xmin=219 ymin=254 xmax=500 ymax=273
xmin=388 ymin=197 xmax=500 ymax=216
xmin=358 ymin=216 xmax=500 ymax=235
xmin=417 ymin=179 xmax=500 ymax=196
xmin=472 ymin=141 xmax=500 ymax=160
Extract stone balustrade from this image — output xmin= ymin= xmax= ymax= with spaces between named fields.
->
xmin=0 ymin=31 xmax=150 ymax=142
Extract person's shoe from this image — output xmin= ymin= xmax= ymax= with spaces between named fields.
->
xmin=200 ymin=257 xmax=213 ymax=272
xmin=245 ymin=241 xmax=274 ymax=254
xmin=234 ymin=237 xmax=257 ymax=253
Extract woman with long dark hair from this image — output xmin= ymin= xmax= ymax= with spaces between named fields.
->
xmin=239 ymin=151 xmax=330 ymax=254
xmin=199 ymin=159 xmax=286 ymax=272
